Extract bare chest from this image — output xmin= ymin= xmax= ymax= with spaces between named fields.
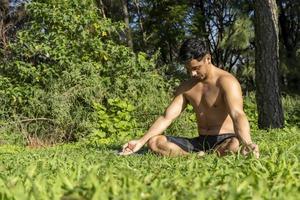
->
xmin=185 ymin=84 xmax=224 ymax=111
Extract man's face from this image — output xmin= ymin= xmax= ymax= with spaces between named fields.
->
xmin=185 ymin=55 xmax=211 ymax=81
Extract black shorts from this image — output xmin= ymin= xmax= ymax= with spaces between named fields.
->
xmin=166 ymin=133 xmax=237 ymax=152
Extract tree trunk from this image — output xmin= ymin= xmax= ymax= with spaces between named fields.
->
xmin=121 ymin=0 xmax=133 ymax=48
xmin=254 ymin=0 xmax=284 ymax=128
xmin=0 ymin=0 xmax=9 ymax=51
xmin=133 ymin=0 xmax=146 ymax=47
xmin=96 ymin=0 xmax=107 ymax=19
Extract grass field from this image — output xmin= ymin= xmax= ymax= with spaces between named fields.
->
xmin=0 ymin=126 xmax=299 ymax=200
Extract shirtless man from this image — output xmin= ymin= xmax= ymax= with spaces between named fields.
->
xmin=120 ymin=38 xmax=259 ymax=158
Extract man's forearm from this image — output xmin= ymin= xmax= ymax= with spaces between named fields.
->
xmin=139 ymin=116 xmax=172 ymax=145
xmin=233 ymin=114 xmax=253 ymax=145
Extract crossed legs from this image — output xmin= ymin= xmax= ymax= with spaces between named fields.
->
xmin=147 ymin=135 xmax=239 ymax=157
xmin=147 ymin=135 xmax=188 ymax=156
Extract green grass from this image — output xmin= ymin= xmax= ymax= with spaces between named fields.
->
xmin=0 ymin=126 xmax=299 ymax=200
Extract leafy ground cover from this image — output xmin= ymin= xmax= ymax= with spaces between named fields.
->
xmin=0 ymin=126 xmax=299 ymax=200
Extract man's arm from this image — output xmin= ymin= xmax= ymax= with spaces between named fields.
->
xmin=220 ymin=76 xmax=259 ymax=157
xmin=139 ymin=93 xmax=187 ymax=144
xmin=120 ymin=92 xmax=187 ymax=155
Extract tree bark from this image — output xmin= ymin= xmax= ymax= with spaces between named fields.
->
xmin=0 ymin=0 xmax=9 ymax=51
xmin=133 ymin=0 xmax=146 ymax=47
xmin=254 ymin=0 xmax=284 ymax=128
xmin=121 ymin=0 xmax=133 ymax=48
xmin=96 ymin=0 xmax=107 ymax=19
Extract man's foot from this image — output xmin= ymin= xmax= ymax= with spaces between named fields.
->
xmin=197 ymin=151 xmax=205 ymax=158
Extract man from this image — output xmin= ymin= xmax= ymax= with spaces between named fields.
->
xmin=120 ymin=38 xmax=259 ymax=158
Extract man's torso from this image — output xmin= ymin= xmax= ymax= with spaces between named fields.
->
xmin=179 ymin=68 xmax=236 ymax=135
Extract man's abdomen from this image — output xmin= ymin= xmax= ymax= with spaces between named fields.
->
xmin=197 ymin=114 xmax=235 ymax=135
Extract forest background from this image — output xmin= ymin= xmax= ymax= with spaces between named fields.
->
xmin=0 ymin=0 xmax=299 ymax=147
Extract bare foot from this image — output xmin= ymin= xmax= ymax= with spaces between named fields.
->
xmin=197 ymin=151 xmax=205 ymax=158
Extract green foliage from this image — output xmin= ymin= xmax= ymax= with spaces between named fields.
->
xmin=244 ymin=93 xmax=259 ymax=130
xmin=220 ymin=17 xmax=254 ymax=50
xmin=0 ymin=0 xmax=169 ymax=144
xmin=89 ymin=98 xmax=143 ymax=145
xmin=282 ymin=94 xmax=300 ymax=127
xmin=243 ymin=93 xmax=300 ymax=129
xmin=0 ymin=126 xmax=299 ymax=199
xmin=167 ymin=104 xmax=198 ymax=137
xmin=134 ymin=0 xmax=189 ymax=63
xmin=1 ymin=0 xmax=120 ymax=142
xmin=1 ymin=0 xmax=299 ymax=147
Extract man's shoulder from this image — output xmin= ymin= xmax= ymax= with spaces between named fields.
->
xmin=216 ymin=71 xmax=241 ymax=94
xmin=174 ymin=79 xmax=200 ymax=96
xmin=217 ymin=72 xmax=239 ymax=87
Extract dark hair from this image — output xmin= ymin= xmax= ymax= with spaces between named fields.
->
xmin=178 ymin=38 xmax=210 ymax=63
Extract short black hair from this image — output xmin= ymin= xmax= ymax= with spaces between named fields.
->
xmin=179 ymin=38 xmax=210 ymax=63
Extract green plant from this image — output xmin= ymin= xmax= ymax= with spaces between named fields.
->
xmin=0 ymin=0 xmax=170 ymax=144
xmin=89 ymin=98 xmax=143 ymax=145
xmin=243 ymin=93 xmax=259 ymax=130
xmin=0 ymin=125 xmax=299 ymax=200
xmin=282 ymin=94 xmax=300 ymax=127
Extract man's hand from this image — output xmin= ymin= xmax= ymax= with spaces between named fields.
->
xmin=119 ymin=139 xmax=144 ymax=155
xmin=241 ymin=143 xmax=259 ymax=158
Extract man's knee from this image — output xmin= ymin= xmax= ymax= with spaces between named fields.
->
xmin=147 ymin=136 xmax=157 ymax=151
xmin=227 ymin=137 xmax=240 ymax=152
xmin=216 ymin=137 xmax=240 ymax=156
xmin=147 ymin=135 xmax=166 ymax=152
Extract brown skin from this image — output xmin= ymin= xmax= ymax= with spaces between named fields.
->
xmin=120 ymin=54 xmax=259 ymax=158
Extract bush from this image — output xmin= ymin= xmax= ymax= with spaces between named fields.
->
xmin=88 ymin=98 xmax=143 ymax=145
xmin=0 ymin=0 xmax=170 ymax=145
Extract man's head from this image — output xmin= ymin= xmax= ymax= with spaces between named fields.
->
xmin=179 ymin=38 xmax=212 ymax=80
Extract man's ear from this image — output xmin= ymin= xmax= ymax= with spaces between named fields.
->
xmin=205 ymin=54 xmax=211 ymax=64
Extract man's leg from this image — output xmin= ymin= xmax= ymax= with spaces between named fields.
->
xmin=147 ymin=135 xmax=189 ymax=156
xmin=214 ymin=137 xmax=239 ymax=157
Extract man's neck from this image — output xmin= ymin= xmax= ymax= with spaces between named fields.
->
xmin=202 ymin=64 xmax=216 ymax=84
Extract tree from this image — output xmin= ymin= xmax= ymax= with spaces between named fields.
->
xmin=138 ymin=0 xmax=189 ymax=64
xmin=132 ymin=0 xmax=147 ymax=48
xmin=277 ymin=0 xmax=300 ymax=90
xmin=254 ymin=0 xmax=284 ymax=128
xmin=197 ymin=0 xmax=254 ymax=72
xmin=0 ymin=0 xmax=169 ymax=143
xmin=0 ymin=0 xmax=26 ymax=56
xmin=121 ymin=0 xmax=133 ymax=48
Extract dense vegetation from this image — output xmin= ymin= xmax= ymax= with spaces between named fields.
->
xmin=0 ymin=0 xmax=172 ymax=145
xmin=0 ymin=0 xmax=299 ymax=145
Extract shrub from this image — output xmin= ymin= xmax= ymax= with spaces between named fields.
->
xmin=88 ymin=98 xmax=143 ymax=145
xmin=0 ymin=0 xmax=170 ymax=144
